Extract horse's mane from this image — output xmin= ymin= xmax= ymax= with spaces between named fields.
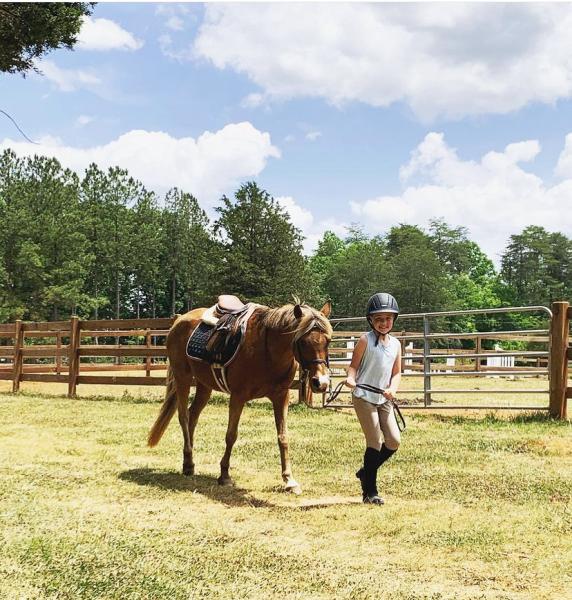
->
xmin=260 ymin=300 xmax=333 ymax=340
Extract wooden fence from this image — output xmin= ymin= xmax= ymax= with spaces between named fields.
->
xmin=0 ymin=317 xmax=174 ymax=396
xmin=0 ymin=301 xmax=569 ymax=418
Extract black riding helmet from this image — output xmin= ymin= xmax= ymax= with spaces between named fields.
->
xmin=366 ymin=293 xmax=399 ymax=332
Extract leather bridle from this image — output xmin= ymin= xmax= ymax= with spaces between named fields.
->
xmin=293 ymin=328 xmax=330 ymax=372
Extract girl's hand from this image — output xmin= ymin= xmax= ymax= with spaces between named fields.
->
xmin=344 ymin=377 xmax=356 ymax=389
xmin=383 ymin=389 xmax=396 ymax=401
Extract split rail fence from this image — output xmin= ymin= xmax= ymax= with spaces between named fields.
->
xmin=0 ymin=317 xmax=174 ymax=397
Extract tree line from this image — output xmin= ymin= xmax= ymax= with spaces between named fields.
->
xmin=0 ymin=149 xmax=570 ymax=326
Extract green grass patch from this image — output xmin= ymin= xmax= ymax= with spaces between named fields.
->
xmin=1 ymin=392 xmax=570 ymax=599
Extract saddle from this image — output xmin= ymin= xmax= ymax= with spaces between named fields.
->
xmin=186 ymin=295 xmax=257 ymax=368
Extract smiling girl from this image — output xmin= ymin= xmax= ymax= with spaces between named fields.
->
xmin=344 ymin=293 xmax=402 ymax=505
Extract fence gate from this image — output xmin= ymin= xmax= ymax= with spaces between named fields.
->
xmin=308 ymin=301 xmax=569 ymax=419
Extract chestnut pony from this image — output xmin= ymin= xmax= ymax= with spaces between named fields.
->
xmin=148 ymin=300 xmax=332 ymax=494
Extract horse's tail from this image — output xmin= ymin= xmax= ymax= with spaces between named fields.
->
xmin=147 ymin=365 xmax=177 ymax=447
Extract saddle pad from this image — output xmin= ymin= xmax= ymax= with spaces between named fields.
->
xmin=186 ymin=322 xmax=213 ymax=362
xmin=186 ymin=321 xmax=243 ymax=366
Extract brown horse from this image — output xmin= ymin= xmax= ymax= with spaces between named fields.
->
xmin=147 ymin=299 xmax=332 ymax=493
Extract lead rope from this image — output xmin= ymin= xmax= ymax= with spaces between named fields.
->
xmin=324 ymin=382 xmax=406 ymax=432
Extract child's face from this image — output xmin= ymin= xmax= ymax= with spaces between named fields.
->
xmin=371 ymin=312 xmax=394 ymax=334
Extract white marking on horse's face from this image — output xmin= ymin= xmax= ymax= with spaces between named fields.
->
xmin=318 ymin=374 xmax=330 ymax=388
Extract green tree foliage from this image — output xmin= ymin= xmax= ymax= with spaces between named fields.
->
xmin=385 ymin=224 xmax=451 ymax=313
xmin=161 ymin=188 xmax=216 ymax=315
xmin=307 ymin=231 xmax=345 ymax=299
xmin=0 ymin=152 xmax=92 ymax=320
xmin=426 ymin=218 xmax=502 ymax=333
xmin=0 ymin=145 xmax=570 ymax=326
xmin=0 ymin=3 xmax=93 ymax=74
xmin=322 ymin=230 xmax=389 ymax=319
xmin=214 ymin=182 xmax=314 ymax=305
xmin=500 ymin=225 xmax=572 ymax=306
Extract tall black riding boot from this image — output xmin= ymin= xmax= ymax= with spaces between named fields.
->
xmin=356 ymin=447 xmax=384 ymax=505
xmin=377 ymin=443 xmax=397 ymax=467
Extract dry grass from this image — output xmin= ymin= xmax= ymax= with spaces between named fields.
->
xmin=0 ymin=385 xmax=571 ymax=600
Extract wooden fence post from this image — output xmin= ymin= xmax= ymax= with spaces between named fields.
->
xmin=145 ymin=330 xmax=151 ymax=377
xmin=12 ymin=320 xmax=24 ymax=393
xmin=475 ymin=336 xmax=482 ymax=372
xmin=56 ymin=331 xmax=62 ymax=375
xmin=549 ymin=301 xmax=569 ymax=419
xmin=68 ymin=316 xmax=80 ymax=398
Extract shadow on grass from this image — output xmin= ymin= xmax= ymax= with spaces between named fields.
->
xmin=119 ymin=467 xmax=276 ymax=508
xmin=119 ymin=468 xmax=361 ymax=511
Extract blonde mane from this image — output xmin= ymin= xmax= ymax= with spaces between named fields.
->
xmin=261 ymin=301 xmax=333 ymax=340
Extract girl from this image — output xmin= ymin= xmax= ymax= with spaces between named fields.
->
xmin=345 ymin=292 xmax=402 ymax=505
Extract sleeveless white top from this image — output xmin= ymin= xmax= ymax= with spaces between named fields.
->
xmin=353 ymin=331 xmax=400 ymax=405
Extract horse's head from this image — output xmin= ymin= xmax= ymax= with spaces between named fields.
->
xmin=293 ymin=301 xmax=332 ymax=393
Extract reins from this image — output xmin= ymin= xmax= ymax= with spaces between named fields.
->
xmin=325 ymin=381 xmax=406 ymax=432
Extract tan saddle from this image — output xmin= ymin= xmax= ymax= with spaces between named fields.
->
xmin=216 ymin=294 xmax=246 ymax=314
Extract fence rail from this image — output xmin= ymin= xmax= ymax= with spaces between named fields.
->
xmin=0 ymin=302 xmax=569 ymax=418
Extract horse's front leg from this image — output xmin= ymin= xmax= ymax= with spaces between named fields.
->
xmin=271 ymin=389 xmax=301 ymax=494
xmin=219 ymin=395 xmax=246 ymax=486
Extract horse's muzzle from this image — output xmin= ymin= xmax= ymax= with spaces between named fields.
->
xmin=311 ymin=374 xmax=329 ymax=393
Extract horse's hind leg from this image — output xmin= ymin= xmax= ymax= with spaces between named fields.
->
xmin=187 ymin=381 xmax=212 ymax=475
xmin=176 ymin=375 xmax=193 ymax=475
xmin=219 ymin=394 xmax=246 ymax=486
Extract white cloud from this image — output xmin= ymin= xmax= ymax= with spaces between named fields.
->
xmin=352 ymin=132 xmax=571 ymax=262
xmin=166 ymin=16 xmax=185 ymax=31
xmin=305 ymin=131 xmax=322 ymax=142
xmin=77 ymin=16 xmax=143 ymax=51
xmin=35 ymin=59 xmax=102 ymax=93
xmin=276 ymin=196 xmax=348 ymax=254
xmin=158 ymin=33 xmax=193 ymax=62
xmin=240 ymin=93 xmax=265 ymax=109
xmin=75 ymin=115 xmax=95 ymax=127
xmin=194 ymin=4 xmax=572 ymax=121
xmin=555 ymin=133 xmax=572 ymax=178
xmin=0 ymin=122 xmax=280 ymax=205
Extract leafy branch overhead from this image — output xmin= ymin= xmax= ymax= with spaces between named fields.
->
xmin=0 ymin=3 xmax=94 ymax=74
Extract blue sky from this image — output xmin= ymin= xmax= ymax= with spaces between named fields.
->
xmin=1 ymin=2 xmax=571 ymax=263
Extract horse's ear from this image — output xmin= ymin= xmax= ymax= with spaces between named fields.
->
xmin=294 ymin=304 xmax=303 ymax=319
xmin=320 ymin=300 xmax=332 ymax=318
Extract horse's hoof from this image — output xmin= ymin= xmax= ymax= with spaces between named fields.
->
xmin=182 ymin=465 xmax=194 ymax=476
xmin=218 ymin=476 xmax=233 ymax=486
xmin=285 ymin=480 xmax=302 ymax=495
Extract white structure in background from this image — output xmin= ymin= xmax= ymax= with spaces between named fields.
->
xmin=404 ymin=342 xmax=414 ymax=373
xmin=402 ymin=342 xmax=456 ymax=373
xmin=486 ymin=343 xmax=515 ymax=378
xmin=346 ymin=338 xmax=355 ymax=359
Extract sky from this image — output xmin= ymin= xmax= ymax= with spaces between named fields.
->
xmin=1 ymin=2 xmax=572 ymax=264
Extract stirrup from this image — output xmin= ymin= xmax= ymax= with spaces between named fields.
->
xmin=363 ymin=494 xmax=385 ymax=505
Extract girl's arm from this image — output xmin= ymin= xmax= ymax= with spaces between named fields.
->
xmin=345 ymin=334 xmax=367 ymax=388
xmin=384 ymin=343 xmax=402 ymax=401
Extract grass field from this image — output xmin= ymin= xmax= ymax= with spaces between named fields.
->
xmin=1 ymin=387 xmax=570 ymax=600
